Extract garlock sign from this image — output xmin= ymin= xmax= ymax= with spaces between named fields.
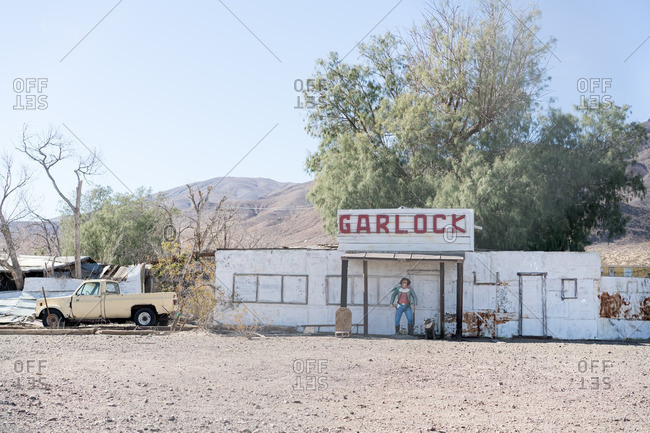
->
xmin=337 ymin=209 xmax=474 ymax=252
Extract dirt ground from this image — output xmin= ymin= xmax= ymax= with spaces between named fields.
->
xmin=1 ymin=330 xmax=649 ymax=433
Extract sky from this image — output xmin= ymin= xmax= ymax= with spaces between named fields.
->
xmin=1 ymin=0 xmax=649 ymax=218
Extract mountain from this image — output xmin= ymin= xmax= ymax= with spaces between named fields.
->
xmin=232 ymin=182 xmax=335 ymax=247
xmin=162 ymin=177 xmax=297 ymax=210
xmin=162 ymin=177 xmax=335 ymax=248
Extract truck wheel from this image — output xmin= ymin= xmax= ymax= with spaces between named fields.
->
xmin=134 ymin=308 xmax=157 ymax=326
xmin=42 ymin=310 xmax=64 ymax=328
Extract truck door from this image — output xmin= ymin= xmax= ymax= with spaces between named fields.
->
xmin=102 ymin=282 xmax=129 ymax=319
xmin=72 ymin=281 xmax=103 ymax=320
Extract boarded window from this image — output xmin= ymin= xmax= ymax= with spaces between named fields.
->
xmin=283 ymin=276 xmax=308 ymax=304
xmin=561 ymin=279 xmax=578 ymax=300
xmin=326 ymin=275 xmax=399 ymax=306
xmin=258 ymin=275 xmax=282 ymax=303
xmin=326 ymin=276 xmax=341 ymax=305
xmin=232 ymin=274 xmax=308 ymax=304
xmin=234 ymin=275 xmax=257 ymax=302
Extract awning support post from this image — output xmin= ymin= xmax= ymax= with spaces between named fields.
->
xmin=362 ymin=260 xmax=369 ymax=336
xmin=439 ymin=262 xmax=445 ymax=339
xmin=456 ymin=262 xmax=463 ymax=339
xmin=340 ymin=259 xmax=349 ymax=308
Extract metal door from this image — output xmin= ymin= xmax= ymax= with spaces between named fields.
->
xmin=517 ymin=273 xmax=547 ymax=337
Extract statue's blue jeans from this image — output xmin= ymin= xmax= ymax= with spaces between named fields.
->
xmin=395 ymin=304 xmax=413 ymax=327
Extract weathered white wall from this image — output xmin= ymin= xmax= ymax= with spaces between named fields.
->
xmin=215 ymin=249 xmax=650 ymax=340
xmin=597 ymin=276 xmax=650 ymax=339
xmin=461 ymin=252 xmax=602 ymax=339
xmin=215 ymin=249 xmax=342 ymax=329
xmin=215 ymin=249 xmax=460 ymax=335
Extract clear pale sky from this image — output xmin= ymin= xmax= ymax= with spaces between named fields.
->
xmin=1 ymin=0 xmax=649 ymax=217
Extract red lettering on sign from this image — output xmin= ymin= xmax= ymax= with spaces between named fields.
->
xmin=452 ymin=214 xmax=466 ymax=233
xmin=356 ymin=214 xmax=371 ymax=234
xmin=339 ymin=214 xmax=351 ymax=234
xmin=433 ymin=214 xmax=446 ymax=233
xmin=395 ymin=215 xmax=408 ymax=234
xmin=376 ymin=214 xmax=389 ymax=233
xmin=414 ymin=214 xmax=427 ymax=233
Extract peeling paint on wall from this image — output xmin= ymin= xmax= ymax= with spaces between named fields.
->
xmin=598 ymin=292 xmax=650 ymax=321
xmin=444 ymin=310 xmax=517 ymax=338
xmin=598 ymin=292 xmax=628 ymax=318
xmin=639 ymin=297 xmax=650 ymax=321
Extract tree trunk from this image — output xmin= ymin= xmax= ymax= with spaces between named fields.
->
xmin=0 ymin=215 xmax=24 ymax=290
xmin=9 ymin=266 xmax=24 ymax=291
xmin=74 ymin=180 xmax=83 ymax=279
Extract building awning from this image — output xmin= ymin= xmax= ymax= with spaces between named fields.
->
xmin=341 ymin=252 xmax=464 ymax=262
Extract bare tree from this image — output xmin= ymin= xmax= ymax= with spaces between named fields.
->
xmin=0 ymin=153 xmax=31 ymax=290
xmin=185 ymin=184 xmax=238 ymax=253
xmin=19 ymin=126 xmax=100 ymax=278
xmin=27 ymin=210 xmax=61 ymax=256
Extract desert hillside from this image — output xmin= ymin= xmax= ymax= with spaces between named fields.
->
xmin=161 ymin=178 xmax=335 ymax=248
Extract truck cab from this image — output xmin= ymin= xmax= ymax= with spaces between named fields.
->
xmin=36 ymin=279 xmax=177 ymax=327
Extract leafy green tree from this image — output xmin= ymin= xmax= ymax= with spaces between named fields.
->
xmin=305 ymin=0 xmax=552 ymax=226
xmin=425 ymin=105 xmax=644 ymax=250
xmin=60 ymin=187 xmax=168 ymax=265
xmin=305 ymin=0 xmax=645 ymax=250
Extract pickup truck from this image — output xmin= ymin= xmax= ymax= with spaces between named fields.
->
xmin=35 ymin=279 xmax=177 ymax=327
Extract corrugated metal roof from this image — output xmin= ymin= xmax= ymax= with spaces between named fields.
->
xmin=341 ymin=252 xmax=464 ymax=261
xmin=0 ymin=255 xmax=94 ymax=273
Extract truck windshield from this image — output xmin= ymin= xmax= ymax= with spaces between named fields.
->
xmin=77 ymin=282 xmax=100 ymax=296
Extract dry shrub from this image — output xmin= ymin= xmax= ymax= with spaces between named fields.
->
xmin=152 ymin=242 xmax=225 ymax=329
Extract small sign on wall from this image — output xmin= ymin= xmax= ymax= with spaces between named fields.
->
xmin=337 ymin=208 xmax=474 ymax=252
